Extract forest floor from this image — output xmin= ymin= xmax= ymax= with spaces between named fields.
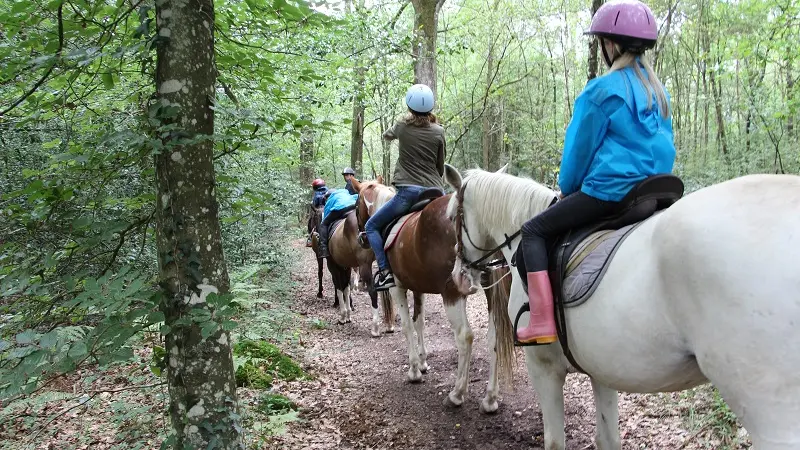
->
xmin=265 ymin=240 xmax=751 ymax=450
xmin=0 ymin=237 xmax=751 ymax=450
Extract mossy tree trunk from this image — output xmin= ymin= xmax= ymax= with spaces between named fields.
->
xmin=154 ymin=0 xmax=242 ymax=447
xmin=410 ymin=0 xmax=446 ymax=95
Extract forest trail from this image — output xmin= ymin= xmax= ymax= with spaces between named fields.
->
xmin=266 ymin=240 xmax=730 ymax=450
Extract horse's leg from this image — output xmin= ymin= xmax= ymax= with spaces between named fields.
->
xmin=391 ymin=286 xmax=422 ymax=383
xmin=443 ymin=296 xmax=473 ymax=408
xmin=523 ymin=346 xmax=568 ymax=450
xmin=480 ymin=308 xmax=500 ymax=414
xmin=343 ymin=285 xmax=352 ymax=323
xmin=412 ymin=292 xmax=428 ymax=373
xmin=336 ymin=286 xmax=348 ymax=324
xmin=590 ymin=378 xmax=620 ymax=450
xmin=369 ymin=286 xmax=380 ymax=338
xmin=316 ymin=257 xmax=324 ymax=298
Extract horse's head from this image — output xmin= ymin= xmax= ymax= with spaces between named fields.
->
xmin=354 ymin=178 xmax=396 ymax=231
xmin=444 ymin=163 xmax=556 ymax=288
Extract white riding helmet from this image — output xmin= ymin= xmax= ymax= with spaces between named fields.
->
xmin=405 ymin=84 xmax=435 ymax=113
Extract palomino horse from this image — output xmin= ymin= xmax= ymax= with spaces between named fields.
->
xmin=308 ymin=206 xmax=324 ymax=298
xmin=444 ymin=164 xmax=800 ymax=449
xmin=352 ymin=178 xmax=515 ymax=413
xmin=325 ymin=203 xmax=395 ymax=336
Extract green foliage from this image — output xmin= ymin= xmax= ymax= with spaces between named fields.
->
xmin=233 ymin=340 xmax=308 ymax=389
xmin=256 ymin=393 xmax=297 ymax=415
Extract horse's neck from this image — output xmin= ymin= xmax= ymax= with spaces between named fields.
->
xmin=373 ymin=186 xmax=395 ymax=210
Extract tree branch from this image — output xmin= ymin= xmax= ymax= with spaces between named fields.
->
xmin=0 ymin=3 xmax=64 ymax=117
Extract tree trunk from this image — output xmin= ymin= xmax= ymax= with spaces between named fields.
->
xmin=154 ymin=0 xmax=240 ymax=448
xmin=410 ymin=0 xmax=446 ymax=93
xmin=654 ymin=0 xmax=675 ymax=71
xmin=349 ymin=0 xmax=366 ymax=176
xmin=587 ymin=0 xmax=603 ymax=80
xmin=709 ymin=67 xmax=727 ymax=154
xmin=482 ymin=43 xmax=494 ymax=170
xmin=300 ymin=124 xmax=314 ymax=185
xmin=786 ymin=45 xmax=795 ymax=139
xmin=350 ymin=69 xmax=365 ymax=177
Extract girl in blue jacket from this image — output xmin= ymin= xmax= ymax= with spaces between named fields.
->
xmin=516 ymin=0 xmax=677 ymax=345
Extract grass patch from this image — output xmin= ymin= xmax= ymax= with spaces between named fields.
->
xmin=680 ymin=385 xmax=750 ymax=449
xmin=233 ymin=340 xmax=308 ymax=389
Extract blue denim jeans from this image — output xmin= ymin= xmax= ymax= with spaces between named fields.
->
xmin=365 ymin=185 xmax=427 ymax=271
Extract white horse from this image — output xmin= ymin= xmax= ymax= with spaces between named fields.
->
xmin=444 ymin=164 xmax=800 ymax=450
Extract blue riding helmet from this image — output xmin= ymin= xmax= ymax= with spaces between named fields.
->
xmin=405 ymin=84 xmax=435 ymax=113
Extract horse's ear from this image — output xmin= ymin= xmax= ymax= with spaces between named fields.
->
xmin=376 ymin=174 xmax=384 ymax=185
xmin=444 ymin=164 xmax=462 ymax=191
xmin=352 ymin=178 xmax=362 ymax=193
xmin=496 ymin=163 xmax=509 ymax=174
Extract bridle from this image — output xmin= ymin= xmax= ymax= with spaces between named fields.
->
xmin=454 ymin=180 xmax=559 ymax=274
xmin=454 ymin=181 xmax=518 ymax=274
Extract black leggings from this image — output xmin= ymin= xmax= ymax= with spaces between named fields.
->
xmin=318 ymin=205 xmax=356 ymax=245
xmin=520 ymin=191 xmax=619 ymax=272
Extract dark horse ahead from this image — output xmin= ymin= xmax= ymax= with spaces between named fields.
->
xmin=308 ymin=205 xmax=325 ymax=298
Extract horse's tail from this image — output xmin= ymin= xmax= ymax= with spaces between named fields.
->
xmin=381 ymin=291 xmax=395 ymax=327
xmin=485 ymin=261 xmax=515 ymax=387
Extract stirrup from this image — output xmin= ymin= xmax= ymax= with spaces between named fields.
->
xmin=512 ymin=302 xmax=555 ymax=347
xmin=373 ymin=270 xmax=395 ymax=292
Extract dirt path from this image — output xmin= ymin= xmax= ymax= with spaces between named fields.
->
xmin=267 ymin=241 xmax=740 ymax=450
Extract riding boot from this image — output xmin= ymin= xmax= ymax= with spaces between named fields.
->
xmin=318 ymin=239 xmax=330 ymax=259
xmin=516 ymin=271 xmax=557 ymax=344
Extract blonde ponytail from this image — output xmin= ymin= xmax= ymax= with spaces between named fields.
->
xmin=609 ymin=44 xmax=670 ymax=119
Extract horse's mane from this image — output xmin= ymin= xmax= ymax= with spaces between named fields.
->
xmin=458 ymin=169 xmax=556 ymax=232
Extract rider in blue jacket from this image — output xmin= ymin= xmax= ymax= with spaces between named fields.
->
xmin=317 ymin=189 xmax=359 ymax=259
xmin=516 ymin=0 xmax=677 ymax=345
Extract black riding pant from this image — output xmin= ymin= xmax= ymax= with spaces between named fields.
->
xmin=318 ymin=205 xmax=356 ymax=248
xmin=520 ymin=191 xmax=619 ymax=273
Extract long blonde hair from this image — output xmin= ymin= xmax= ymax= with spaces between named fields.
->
xmin=608 ymin=44 xmax=670 ymax=119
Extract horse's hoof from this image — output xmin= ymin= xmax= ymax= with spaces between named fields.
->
xmin=386 ymin=326 xmax=395 ymax=333
xmin=346 ymin=318 xmax=352 ymax=324
xmin=443 ymin=392 xmax=464 ymax=408
xmin=333 ymin=302 xmax=339 ymax=308
xmin=420 ymin=362 xmax=430 ymax=374
xmin=317 ymin=292 xmax=323 ymax=298
xmin=338 ymin=319 xmax=346 ymax=325
xmin=370 ymin=325 xmax=380 ymax=338
xmin=407 ymin=369 xmax=423 ymax=383
xmin=479 ymin=398 xmax=499 ymax=415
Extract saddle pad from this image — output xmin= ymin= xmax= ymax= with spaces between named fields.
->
xmin=384 ymin=212 xmax=420 ymax=251
xmin=562 ymin=222 xmax=639 ymax=307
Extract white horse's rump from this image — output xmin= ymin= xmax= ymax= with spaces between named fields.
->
xmin=445 ymin=166 xmax=800 ymax=450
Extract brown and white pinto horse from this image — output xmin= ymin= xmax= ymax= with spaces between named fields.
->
xmin=325 ymin=194 xmax=395 ymax=336
xmin=352 ymin=178 xmax=515 ymax=413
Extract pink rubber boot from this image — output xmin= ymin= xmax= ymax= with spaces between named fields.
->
xmin=516 ymin=271 xmax=558 ymax=344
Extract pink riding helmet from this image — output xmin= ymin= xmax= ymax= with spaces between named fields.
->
xmin=586 ymin=0 xmax=658 ymax=50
